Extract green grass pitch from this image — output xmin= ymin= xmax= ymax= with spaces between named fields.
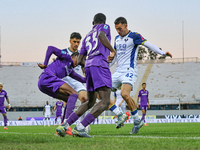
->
xmin=0 ymin=123 xmax=200 ymax=150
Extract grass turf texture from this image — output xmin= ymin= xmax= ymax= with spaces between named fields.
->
xmin=0 ymin=123 xmax=200 ymax=150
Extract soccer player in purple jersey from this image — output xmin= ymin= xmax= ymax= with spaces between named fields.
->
xmin=54 ymin=100 xmax=64 ymax=126
xmin=0 ymin=83 xmax=11 ymax=130
xmin=38 ymin=46 xmax=86 ymax=127
xmin=137 ymin=83 xmax=150 ymax=126
xmin=56 ymin=13 xmax=119 ymax=138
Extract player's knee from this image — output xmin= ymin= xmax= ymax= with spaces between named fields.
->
xmin=102 ymin=100 xmax=110 ymax=109
xmin=121 ymin=92 xmax=129 ymax=100
xmin=80 ymin=97 xmax=87 ymax=104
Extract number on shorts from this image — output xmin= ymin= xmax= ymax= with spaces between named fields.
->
xmin=85 ymin=32 xmax=98 ymax=55
xmin=125 ymin=73 xmax=133 ymax=78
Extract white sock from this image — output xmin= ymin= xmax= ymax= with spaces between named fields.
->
xmin=76 ymin=123 xmax=85 ymax=130
xmin=112 ymin=107 xmax=123 ymax=116
xmin=64 ymin=122 xmax=69 ymax=129
xmin=44 ymin=120 xmax=46 ymax=126
xmin=132 ymin=112 xmax=139 ymax=121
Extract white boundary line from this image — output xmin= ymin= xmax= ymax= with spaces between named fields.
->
xmin=1 ymin=132 xmax=200 ymax=139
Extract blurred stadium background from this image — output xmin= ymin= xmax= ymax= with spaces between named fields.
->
xmin=0 ymin=57 xmax=200 ymax=121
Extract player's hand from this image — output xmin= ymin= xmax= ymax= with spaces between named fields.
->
xmin=119 ymin=103 xmax=122 ymax=107
xmin=8 ymin=104 xmax=11 ymax=109
xmin=148 ymin=104 xmax=150 ymax=109
xmin=107 ymin=51 xmax=116 ymax=63
xmin=37 ymin=63 xmax=47 ymax=69
xmin=137 ymin=104 xmax=139 ymax=108
xmin=165 ymin=52 xmax=172 ymax=58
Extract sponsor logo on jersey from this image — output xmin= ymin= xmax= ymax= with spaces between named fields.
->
xmin=124 ymin=38 xmax=128 ymax=42
xmin=61 ymin=51 xmax=67 ymax=54
xmin=104 ymin=25 xmax=108 ymax=29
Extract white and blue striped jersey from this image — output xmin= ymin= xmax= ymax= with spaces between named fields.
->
xmin=44 ymin=105 xmax=51 ymax=114
xmin=62 ymin=48 xmax=82 ymax=75
xmin=114 ymin=31 xmax=146 ymax=75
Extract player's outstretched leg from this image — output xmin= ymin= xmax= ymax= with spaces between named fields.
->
xmin=73 ymin=87 xmax=110 ymax=138
xmin=56 ymin=91 xmax=96 ymax=137
xmin=120 ymin=84 xmax=143 ymax=133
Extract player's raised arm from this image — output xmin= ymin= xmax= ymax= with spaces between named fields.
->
xmin=78 ymin=39 xmax=87 ymax=68
xmin=98 ymin=31 xmax=116 ymax=62
xmin=77 ymin=55 xmax=86 ymax=68
xmin=143 ymin=41 xmax=172 ymax=58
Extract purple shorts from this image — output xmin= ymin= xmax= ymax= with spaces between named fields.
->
xmin=56 ymin=112 xmax=62 ymax=117
xmin=85 ymin=66 xmax=112 ymax=91
xmin=38 ymin=72 xmax=65 ymax=98
xmin=0 ymin=106 xmax=6 ymax=114
xmin=140 ymin=105 xmax=147 ymax=111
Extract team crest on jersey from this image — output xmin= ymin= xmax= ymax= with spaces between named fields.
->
xmin=104 ymin=25 xmax=108 ymax=29
xmin=61 ymin=51 xmax=67 ymax=54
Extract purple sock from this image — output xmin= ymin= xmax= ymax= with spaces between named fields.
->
xmin=66 ymin=112 xmax=80 ymax=126
xmin=55 ymin=117 xmax=57 ymax=123
xmin=141 ymin=114 xmax=145 ymax=121
xmin=4 ymin=116 xmax=7 ymax=127
xmin=81 ymin=113 xmax=95 ymax=127
xmin=65 ymin=94 xmax=78 ymax=119
xmin=61 ymin=105 xmax=67 ymax=123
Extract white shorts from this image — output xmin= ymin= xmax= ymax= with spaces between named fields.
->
xmin=112 ymin=69 xmax=137 ymax=90
xmin=62 ymin=76 xmax=86 ymax=93
xmin=45 ymin=113 xmax=51 ymax=118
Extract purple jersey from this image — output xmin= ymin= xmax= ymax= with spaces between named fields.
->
xmin=80 ymin=24 xmax=111 ymax=68
xmin=138 ymin=89 xmax=149 ymax=105
xmin=0 ymin=90 xmax=8 ymax=106
xmin=56 ymin=101 xmax=64 ymax=113
xmin=43 ymin=46 xmax=74 ymax=79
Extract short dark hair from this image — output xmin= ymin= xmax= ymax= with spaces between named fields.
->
xmin=114 ymin=17 xmax=127 ymax=25
xmin=93 ymin=13 xmax=106 ymax=24
xmin=70 ymin=32 xmax=82 ymax=40
xmin=142 ymin=83 xmax=146 ymax=86
xmin=71 ymin=52 xmax=79 ymax=57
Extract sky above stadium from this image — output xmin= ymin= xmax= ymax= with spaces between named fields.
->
xmin=0 ymin=0 xmax=200 ymax=62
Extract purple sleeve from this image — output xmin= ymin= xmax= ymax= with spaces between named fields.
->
xmin=69 ymin=70 xmax=86 ymax=83
xmin=44 ymin=46 xmax=70 ymax=66
xmin=79 ymin=40 xmax=87 ymax=56
xmin=147 ymin=91 xmax=149 ymax=97
xmin=138 ymin=91 xmax=141 ymax=97
xmin=99 ymin=24 xmax=110 ymax=36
